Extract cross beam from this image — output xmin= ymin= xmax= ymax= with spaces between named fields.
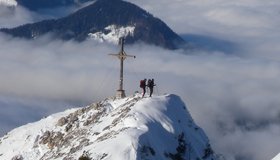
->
xmin=109 ymin=37 xmax=136 ymax=98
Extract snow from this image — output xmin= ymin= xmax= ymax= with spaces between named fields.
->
xmin=0 ymin=0 xmax=17 ymax=7
xmin=0 ymin=94 xmax=217 ymax=160
xmin=273 ymin=153 xmax=280 ymax=160
xmin=88 ymin=25 xmax=135 ymax=44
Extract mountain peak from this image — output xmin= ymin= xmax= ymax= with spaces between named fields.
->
xmin=0 ymin=94 xmax=217 ymax=160
xmin=1 ymin=0 xmax=186 ymax=49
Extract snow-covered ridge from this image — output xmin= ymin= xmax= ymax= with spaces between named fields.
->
xmin=0 ymin=0 xmax=17 ymax=7
xmin=273 ymin=153 xmax=280 ymax=160
xmin=88 ymin=25 xmax=135 ymax=44
xmin=0 ymin=94 xmax=218 ymax=160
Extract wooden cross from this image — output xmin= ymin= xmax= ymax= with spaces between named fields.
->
xmin=109 ymin=37 xmax=136 ymax=98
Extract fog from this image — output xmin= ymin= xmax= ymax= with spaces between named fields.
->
xmin=130 ymin=0 xmax=280 ymax=60
xmin=0 ymin=6 xmax=35 ymax=28
xmin=1 ymin=1 xmax=280 ymax=160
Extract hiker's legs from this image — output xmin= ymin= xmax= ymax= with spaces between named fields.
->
xmin=142 ymin=88 xmax=146 ymax=97
xmin=150 ymin=88 xmax=153 ymax=97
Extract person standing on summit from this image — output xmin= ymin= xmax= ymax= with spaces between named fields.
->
xmin=147 ymin=79 xmax=156 ymax=97
xmin=140 ymin=79 xmax=147 ymax=97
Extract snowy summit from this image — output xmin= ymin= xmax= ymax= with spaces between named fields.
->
xmin=88 ymin=25 xmax=135 ymax=44
xmin=273 ymin=153 xmax=280 ymax=160
xmin=0 ymin=94 xmax=218 ymax=160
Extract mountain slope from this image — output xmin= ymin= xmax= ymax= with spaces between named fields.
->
xmin=1 ymin=0 xmax=186 ymax=49
xmin=0 ymin=94 xmax=217 ymax=160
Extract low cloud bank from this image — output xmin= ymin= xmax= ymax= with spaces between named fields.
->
xmin=1 ymin=0 xmax=280 ymax=159
xmin=0 ymin=34 xmax=280 ymax=160
xmin=0 ymin=6 xmax=35 ymax=28
xmin=130 ymin=0 xmax=280 ymax=60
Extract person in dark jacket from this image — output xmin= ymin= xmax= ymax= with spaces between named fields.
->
xmin=147 ymin=79 xmax=156 ymax=97
xmin=140 ymin=79 xmax=147 ymax=97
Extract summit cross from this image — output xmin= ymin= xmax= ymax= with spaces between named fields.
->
xmin=109 ymin=37 xmax=136 ymax=98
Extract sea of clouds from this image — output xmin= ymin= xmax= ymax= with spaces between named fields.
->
xmin=1 ymin=0 xmax=280 ymax=160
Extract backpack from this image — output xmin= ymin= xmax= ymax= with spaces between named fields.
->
xmin=140 ymin=80 xmax=145 ymax=88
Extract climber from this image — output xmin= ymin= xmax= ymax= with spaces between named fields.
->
xmin=140 ymin=79 xmax=147 ymax=97
xmin=147 ymin=79 xmax=156 ymax=97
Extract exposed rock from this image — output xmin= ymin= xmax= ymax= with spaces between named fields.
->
xmin=11 ymin=154 xmax=23 ymax=160
xmin=0 ymin=94 xmax=217 ymax=160
xmin=40 ymin=131 xmax=51 ymax=144
xmin=96 ymin=127 xmax=128 ymax=142
xmin=57 ymin=117 xmax=68 ymax=126
xmin=61 ymin=134 xmax=74 ymax=147
xmin=75 ymin=109 xmax=85 ymax=116
xmin=69 ymin=112 xmax=79 ymax=123
xmin=164 ymin=132 xmax=187 ymax=160
xmin=65 ymin=123 xmax=73 ymax=132
xmin=78 ymin=151 xmax=91 ymax=160
xmin=100 ymin=153 xmax=108 ymax=160
xmin=102 ymin=125 xmax=110 ymax=131
xmin=69 ymin=138 xmax=90 ymax=154
xmin=39 ymin=131 xmax=64 ymax=149
xmin=89 ymin=102 xmax=103 ymax=111
xmin=93 ymin=132 xmax=100 ymax=136
xmin=111 ymin=106 xmax=131 ymax=127
xmin=83 ymin=110 xmax=105 ymax=126
xmin=33 ymin=135 xmax=40 ymax=148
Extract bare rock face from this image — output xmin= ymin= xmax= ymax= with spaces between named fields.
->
xmin=39 ymin=131 xmax=64 ymax=150
xmin=69 ymin=112 xmax=79 ymax=123
xmin=11 ymin=155 xmax=23 ymax=160
xmin=40 ymin=131 xmax=51 ymax=145
xmin=34 ymin=100 xmax=110 ymax=159
xmin=57 ymin=117 xmax=68 ymax=126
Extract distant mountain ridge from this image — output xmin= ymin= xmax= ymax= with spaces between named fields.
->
xmin=1 ymin=0 xmax=186 ymax=49
xmin=0 ymin=94 xmax=219 ymax=160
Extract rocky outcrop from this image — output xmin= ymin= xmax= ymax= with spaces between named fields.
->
xmin=0 ymin=94 xmax=218 ymax=160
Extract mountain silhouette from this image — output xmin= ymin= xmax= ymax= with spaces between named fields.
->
xmin=1 ymin=0 xmax=186 ymax=49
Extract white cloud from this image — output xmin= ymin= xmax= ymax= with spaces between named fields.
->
xmin=0 ymin=0 xmax=17 ymax=7
xmin=128 ymin=0 xmax=280 ymax=60
xmin=1 ymin=0 xmax=280 ymax=160
xmin=0 ymin=34 xmax=280 ymax=159
xmin=0 ymin=6 xmax=35 ymax=28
